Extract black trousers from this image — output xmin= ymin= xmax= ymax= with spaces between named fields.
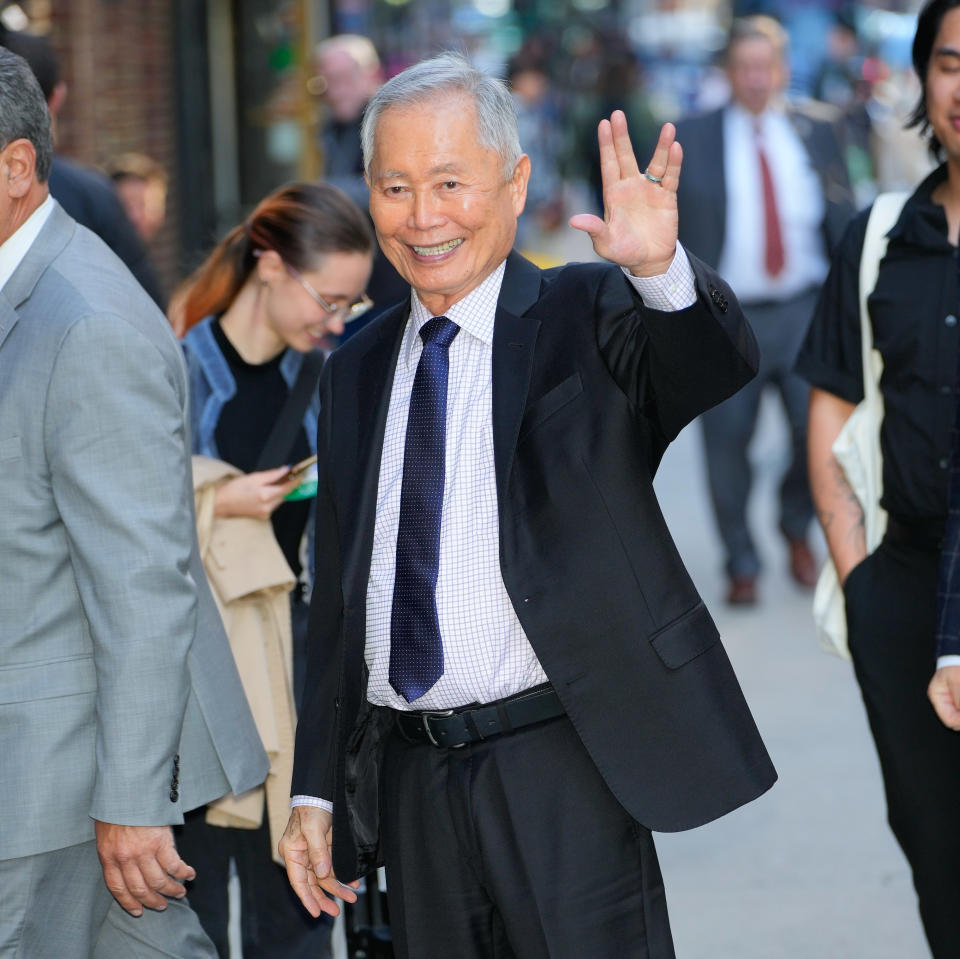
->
xmin=380 ymin=711 xmax=675 ymax=959
xmin=844 ymin=537 xmax=960 ymax=959
xmin=176 ymin=808 xmax=332 ymax=959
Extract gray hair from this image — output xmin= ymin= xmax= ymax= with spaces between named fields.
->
xmin=0 ymin=47 xmax=53 ymax=182
xmin=360 ymin=52 xmax=522 ymax=179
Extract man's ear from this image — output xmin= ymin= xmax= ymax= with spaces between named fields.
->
xmin=510 ymin=153 xmax=531 ymax=218
xmin=1 ymin=139 xmax=38 ymax=200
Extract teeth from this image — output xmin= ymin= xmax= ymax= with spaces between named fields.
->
xmin=413 ymin=238 xmax=462 ymax=256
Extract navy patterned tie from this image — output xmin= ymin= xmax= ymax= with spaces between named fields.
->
xmin=389 ymin=316 xmax=460 ymax=702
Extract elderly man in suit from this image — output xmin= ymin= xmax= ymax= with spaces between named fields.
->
xmin=675 ymin=15 xmax=855 ymax=605
xmin=279 ymin=52 xmax=775 ymax=959
xmin=0 ymin=48 xmax=268 ymax=957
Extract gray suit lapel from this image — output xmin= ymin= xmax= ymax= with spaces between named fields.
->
xmin=0 ymin=298 xmax=17 ymax=352
xmin=0 ymin=204 xmax=75 ymax=353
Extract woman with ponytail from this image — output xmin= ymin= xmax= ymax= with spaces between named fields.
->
xmin=176 ymin=181 xmax=373 ymax=958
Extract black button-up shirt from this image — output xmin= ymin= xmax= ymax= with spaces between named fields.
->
xmin=796 ymin=164 xmax=958 ymax=521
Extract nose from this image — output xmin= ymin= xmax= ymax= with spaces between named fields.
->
xmin=325 ymin=313 xmax=346 ymax=337
xmin=409 ymin=189 xmax=445 ymax=231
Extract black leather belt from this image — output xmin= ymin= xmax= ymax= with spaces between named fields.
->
xmin=392 ymin=684 xmax=564 ymax=749
xmin=885 ymin=515 xmax=945 ymax=551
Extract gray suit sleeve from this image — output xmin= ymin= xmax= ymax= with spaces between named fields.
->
xmin=44 ymin=313 xmax=196 ymax=825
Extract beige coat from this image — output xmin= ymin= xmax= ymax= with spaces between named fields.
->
xmin=193 ymin=456 xmax=297 ymax=864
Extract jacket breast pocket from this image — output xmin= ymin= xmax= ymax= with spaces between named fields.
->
xmin=519 ymin=372 xmax=583 ymax=442
xmin=649 ymin=602 xmax=720 ymax=669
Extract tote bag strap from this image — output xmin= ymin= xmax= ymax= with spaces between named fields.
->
xmin=857 ymin=192 xmax=909 ymax=398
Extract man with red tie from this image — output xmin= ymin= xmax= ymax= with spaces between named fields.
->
xmin=675 ymin=15 xmax=855 ymax=605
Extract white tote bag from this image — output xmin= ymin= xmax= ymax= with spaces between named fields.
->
xmin=812 ymin=192 xmax=909 ymax=659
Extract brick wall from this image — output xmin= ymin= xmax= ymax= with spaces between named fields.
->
xmin=46 ymin=0 xmax=181 ymax=296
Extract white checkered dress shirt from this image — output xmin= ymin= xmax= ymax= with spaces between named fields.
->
xmin=293 ymin=246 xmax=697 ymax=810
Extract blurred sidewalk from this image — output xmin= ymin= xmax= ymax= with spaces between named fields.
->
xmin=653 ymin=397 xmax=929 ymax=958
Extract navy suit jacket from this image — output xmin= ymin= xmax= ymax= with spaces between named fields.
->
xmin=292 ymin=250 xmax=778 ymax=879
xmin=674 ymin=103 xmax=855 ymax=271
xmin=937 ymin=386 xmax=960 ymax=657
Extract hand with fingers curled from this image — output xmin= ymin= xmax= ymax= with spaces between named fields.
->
xmin=569 ymin=112 xmax=683 ymax=279
xmin=94 ymin=821 xmax=195 ymax=917
xmin=279 ymin=805 xmax=360 ymax=919
xmin=928 ymin=664 xmax=960 ymax=731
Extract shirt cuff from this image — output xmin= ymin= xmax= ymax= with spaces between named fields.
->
xmin=621 ymin=244 xmax=697 ymax=312
xmin=936 ymin=655 xmax=960 ymax=670
xmin=291 ymin=795 xmax=333 ymax=813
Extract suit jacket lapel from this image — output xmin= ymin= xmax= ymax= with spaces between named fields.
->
xmin=491 ymin=251 xmax=542 ymax=502
xmin=341 ymin=302 xmax=409 ymax=608
xmin=0 ymin=204 xmax=74 ymax=353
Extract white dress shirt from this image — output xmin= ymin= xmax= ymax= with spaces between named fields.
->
xmin=293 ymin=246 xmax=697 ymax=810
xmin=0 ymin=194 xmax=54 ymax=293
xmin=717 ymin=103 xmax=828 ymax=303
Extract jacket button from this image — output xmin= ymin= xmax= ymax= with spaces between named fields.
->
xmin=169 ymin=788 xmax=179 ymax=803
xmin=946 ymin=314 xmax=957 ymax=327
xmin=940 ymin=457 xmax=950 ymax=470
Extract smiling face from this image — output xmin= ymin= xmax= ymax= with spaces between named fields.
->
xmin=367 ymin=94 xmax=530 ymax=317
xmin=926 ymin=8 xmax=960 ymax=163
xmin=259 ymin=248 xmax=373 ymax=352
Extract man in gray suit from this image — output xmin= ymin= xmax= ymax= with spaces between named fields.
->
xmin=0 ymin=48 xmax=268 ymax=957
xmin=675 ymin=15 xmax=855 ymax=605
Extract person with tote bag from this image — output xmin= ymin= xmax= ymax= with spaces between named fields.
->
xmin=796 ymin=4 xmax=960 ymax=955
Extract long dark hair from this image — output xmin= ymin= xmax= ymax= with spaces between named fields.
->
xmin=181 ymin=181 xmax=372 ymax=333
xmin=908 ymin=0 xmax=960 ymax=156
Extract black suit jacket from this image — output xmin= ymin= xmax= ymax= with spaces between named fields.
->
xmin=293 ymin=251 xmax=778 ymax=879
xmin=675 ymin=104 xmax=855 ymax=271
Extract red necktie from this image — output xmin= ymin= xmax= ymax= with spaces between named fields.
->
xmin=755 ymin=122 xmax=785 ymax=277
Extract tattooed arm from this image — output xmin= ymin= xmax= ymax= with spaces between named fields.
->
xmin=808 ymin=387 xmax=865 ymax=584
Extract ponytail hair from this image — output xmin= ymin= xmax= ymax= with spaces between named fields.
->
xmin=179 ymin=181 xmax=373 ymax=333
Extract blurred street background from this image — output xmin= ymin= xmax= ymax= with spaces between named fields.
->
xmin=0 ymin=0 xmax=930 ymax=298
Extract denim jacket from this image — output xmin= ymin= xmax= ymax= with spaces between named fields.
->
xmin=182 ymin=315 xmax=320 ymax=581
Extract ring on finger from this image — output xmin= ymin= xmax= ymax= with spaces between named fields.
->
xmin=644 ymin=169 xmax=663 ymax=184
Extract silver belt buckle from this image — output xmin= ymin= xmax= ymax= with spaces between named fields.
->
xmin=421 ymin=708 xmax=465 ymax=748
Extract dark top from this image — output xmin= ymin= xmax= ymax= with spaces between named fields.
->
xmin=212 ymin=319 xmax=311 ymax=577
xmin=796 ymin=164 xmax=958 ymax=522
xmin=48 ymin=156 xmax=166 ymax=309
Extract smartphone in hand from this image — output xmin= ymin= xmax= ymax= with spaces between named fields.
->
xmin=284 ymin=454 xmax=318 ymax=481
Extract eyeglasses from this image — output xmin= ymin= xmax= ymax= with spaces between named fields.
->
xmin=283 ymin=262 xmax=373 ymax=323
xmin=285 ymin=262 xmax=373 ymax=322
xmin=253 ymin=250 xmax=373 ymax=322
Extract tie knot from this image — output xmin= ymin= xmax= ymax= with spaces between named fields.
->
xmin=420 ymin=316 xmax=459 ymax=351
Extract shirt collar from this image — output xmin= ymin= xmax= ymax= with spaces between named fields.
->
xmin=0 ymin=194 xmax=56 ymax=294
xmin=728 ymin=99 xmax=786 ymax=133
xmin=403 ymin=259 xmax=507 ymax=371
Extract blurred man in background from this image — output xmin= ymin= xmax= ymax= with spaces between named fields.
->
xmin=107 ymin=151 xmax=168 ymax=245
xmin=675 ymin=15 xmax=855 ymax=605
xmin=311 ymin=33 xmax=407 ymax=336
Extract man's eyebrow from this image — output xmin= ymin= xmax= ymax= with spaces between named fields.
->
xmin=933 ymin=45 xmax=960 ymax=59
xmin=374 ymin=163 xmax=465 ymax=180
